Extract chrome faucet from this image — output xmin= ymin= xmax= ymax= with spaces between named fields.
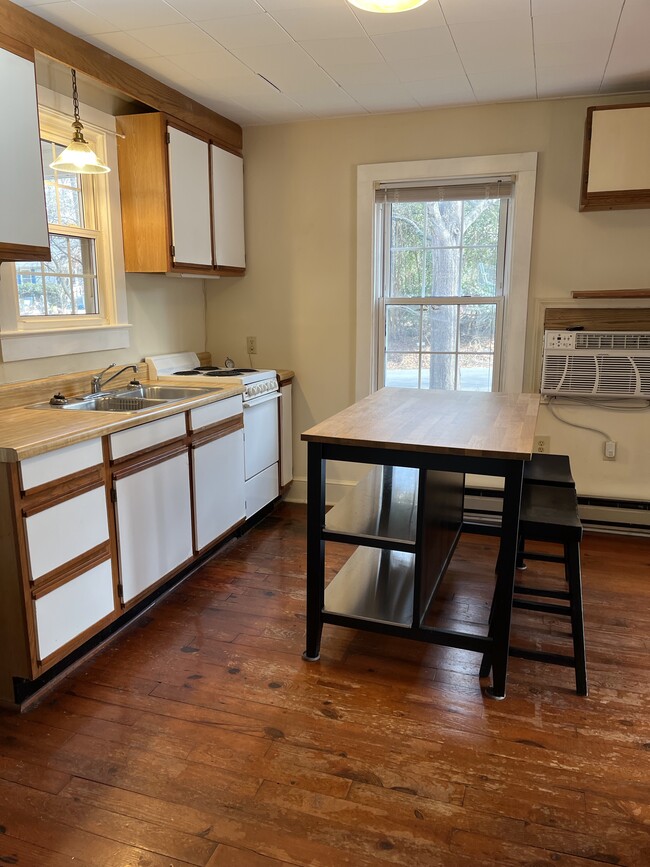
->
xmin=91 ymin=363 xmax=138 ymax=394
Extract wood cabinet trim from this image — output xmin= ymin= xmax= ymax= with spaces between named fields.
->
xmin=119 ymin=554 xmax=195 ymax=613
xmin=21 ymin=471 xmax=106 ymax=518
xmin=21 ymin=463 xmax=105 ymax=504
xmin=0 ymin=0 xmax=242 ymax=151
xmin=111 ymin=439 xmax=189 ymax=480
xmin=30 ymin=541 xmax=112 ymax=600
xmin=194 ymin=518 xmax=245 ymax=557
xmin=0 ymin=32 xmax=33 ymax=60
xmin=0 ymin=241 xmax=50 ymax=264
xmin=190 ymin=415 xmax=243 ymax=448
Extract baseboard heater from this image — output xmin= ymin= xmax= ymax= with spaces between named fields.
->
xmin=464 ymin=488 xmax=650 ymax=536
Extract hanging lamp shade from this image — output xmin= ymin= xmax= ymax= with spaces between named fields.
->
xmin=347 ymin=0 xmax=429 ymax=12
xmin=49 ymin=69 xmax=110 ymax=175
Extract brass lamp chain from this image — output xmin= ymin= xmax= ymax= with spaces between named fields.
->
xmin=70 ymin=69 xmax=86 ymax=141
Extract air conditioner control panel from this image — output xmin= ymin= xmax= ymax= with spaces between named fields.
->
xmin=544 ymin=331 xmax=577 ymax=349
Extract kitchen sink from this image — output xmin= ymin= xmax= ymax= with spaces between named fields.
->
xmin=27 ymin=384 xmax=218 ymax=413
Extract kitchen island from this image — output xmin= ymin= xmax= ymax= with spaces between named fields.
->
xmin=301 ymin=387 xmax=540 ymax=699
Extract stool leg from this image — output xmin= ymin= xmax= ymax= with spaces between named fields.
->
xmin=565 ymin=541 xmax=588 ymax=696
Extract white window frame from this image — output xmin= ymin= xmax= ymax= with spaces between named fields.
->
xmin=356 ymin=153 xmax=537 ymax=400
xmin=0 ymin=86 xmax=130 ymax=361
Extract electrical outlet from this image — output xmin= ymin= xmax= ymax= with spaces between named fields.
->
xmin=535 ymin=436 xmax=550 ymax=454
xmin=246 ymin=336 xmax=257 ymax=355
xmin=604 ymin=440 xmax=617 ymax=461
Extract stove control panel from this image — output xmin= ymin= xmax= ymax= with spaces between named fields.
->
xmin=243 ymin=378 xmax=278 ymax=400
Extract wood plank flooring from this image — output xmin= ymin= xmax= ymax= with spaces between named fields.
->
xmin=1 ymin=502 xmax=649 ymax=866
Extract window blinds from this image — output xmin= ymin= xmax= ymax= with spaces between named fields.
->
xmin=375 ymin=177 xmax=514 ymax=203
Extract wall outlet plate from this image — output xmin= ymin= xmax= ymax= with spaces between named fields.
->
xmin=535 ymin=435 xmax=550 ymax=454
xmin=246 ymin=336 xmax=257 ymax=354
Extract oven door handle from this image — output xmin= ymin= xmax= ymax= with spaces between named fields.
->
xmin=243 ymin=391 xmax=281 ymax=408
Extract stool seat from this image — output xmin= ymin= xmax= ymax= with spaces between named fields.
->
xmin=520 ymin=485 xmax=582 ymax=543
xmin=524 ymin=453 xmax=575 ymax=488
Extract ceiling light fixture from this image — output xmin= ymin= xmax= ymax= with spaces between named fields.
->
xmin=347 ymin=0 xmax=429 ymax=12
xmin=49 ymin=69 xmax=110 ymax=174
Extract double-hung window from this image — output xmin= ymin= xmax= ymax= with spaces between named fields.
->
xmin=376 ymin=178 xmax=512 ymax=391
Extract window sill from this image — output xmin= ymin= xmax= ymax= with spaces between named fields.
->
xmin=0 ymin=323 xmax=132 ymax=362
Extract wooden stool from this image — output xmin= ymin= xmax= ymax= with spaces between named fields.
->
xmin=482 ymin=484 xmax=588 ymax=696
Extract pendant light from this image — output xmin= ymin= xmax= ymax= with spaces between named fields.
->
xmin=49 ymin=69 xmax=110 ymax=174
xmin=347 ymin=0 xmax=429 ymax=12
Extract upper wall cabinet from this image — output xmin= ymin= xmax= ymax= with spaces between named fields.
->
xmin=580 ymin=103 xmax=650 ymax=211
xmin=116 ymin=112 xmax=245 ymax=276
xmin=0 ymin=37 xmax=49 ymax=263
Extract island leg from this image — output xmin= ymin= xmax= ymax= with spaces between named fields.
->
xmin=303 ymin=442 xmax=325 ymax=661
xmin=485 ymin=461 xmax=524 ymax=699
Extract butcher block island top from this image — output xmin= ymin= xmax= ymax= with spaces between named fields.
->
xmin=302 ymin=388 xmax=541 ymax=460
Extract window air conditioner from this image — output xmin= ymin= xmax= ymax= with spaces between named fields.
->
xmin=541 ymin=331 xmax=650 ymax=398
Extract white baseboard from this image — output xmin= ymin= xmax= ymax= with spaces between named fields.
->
xmin=282 ymin=477 xmax=356 ymax=507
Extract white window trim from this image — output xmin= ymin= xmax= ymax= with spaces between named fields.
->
xmin=0 ymin=86 xmax=130 ymax=362
xmin=356 ymin=153 xmax=537 ymax=400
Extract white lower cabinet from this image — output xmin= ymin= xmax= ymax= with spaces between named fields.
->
xmin=192 ymin=428 xmax=245 ymax=551
xmin=280 ymin=382 xmax=293 ymax=489
xmin=34 ymin=560 xmax=114 ymax=661
xmin=114 ymin=451 xmax=193 ymax=605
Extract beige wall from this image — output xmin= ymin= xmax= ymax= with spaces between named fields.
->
xmin=206 ymin=94 xmax=650 ymax=502
xmin=0 ymin=273 xmax=206 ymax=385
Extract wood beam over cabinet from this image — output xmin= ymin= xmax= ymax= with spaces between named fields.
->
xmin=0 ymin=0 xmax=242 ymax=152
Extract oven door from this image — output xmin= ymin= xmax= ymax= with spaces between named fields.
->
xmin=243 ymin=391 xmax=280 ymax=481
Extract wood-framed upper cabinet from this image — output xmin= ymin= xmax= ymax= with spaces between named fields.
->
xmin=580 ymin=103 xmax=650 ymax=211
xmin=211 ymin=144 xmax=245 ymax=271
xmin=0 ymin=36 xmax=49 ymax=263
xmin=116 ymin=112 xmax=245 ymax=276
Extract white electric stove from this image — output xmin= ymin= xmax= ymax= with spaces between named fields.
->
xmin=145 ymin=352 xmax=278 ymax=400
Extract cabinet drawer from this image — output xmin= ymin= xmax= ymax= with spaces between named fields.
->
xmin=25 ymin=486 xmax=109 ymax=581
xmin=20 ymin=438 xmax=103 ymax=492
xmin=34 ymin=559 xmax=114 ymax=661
xmin=189 ymin=395 xmax=242 ymax=432
xmin=109 ymin=413 xmax=186 ymax=460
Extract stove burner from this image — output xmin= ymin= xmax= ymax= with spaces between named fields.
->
xmin=173 ymin=370 xmax=202 ymax=375
xmin=171 ymin=366 xmax=261 ymax=378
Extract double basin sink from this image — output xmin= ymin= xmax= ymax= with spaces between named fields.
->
xmin=31 ymin=385 xmax=218 ymax=414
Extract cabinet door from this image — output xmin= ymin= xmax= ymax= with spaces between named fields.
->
xmin=114 ymin=451 xmax=193 ymax=604
xmin=167 ymin=126 xmax=212 ymax=268
xmin=211 ymin=144 xmax=245 ymax=270
xmin=192 ymin=428 xmax=245 ymax=552
xmin=0 ymin=41 xmax=49 ymax=262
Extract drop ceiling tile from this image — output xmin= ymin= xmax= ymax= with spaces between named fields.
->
xmin=533 ymin=12 xmax=620 ymax=44
xmin=200 ymin=14 xmax=293 ymax=49
xmin=128 ymin=23 xmax=220 ymax=55
xmin=468 ymin=68 xmax=537 ymax=101
xmin=390 ymin=52 xmax=466 ymax=82
xmin=603 ymin=0 xmax=650 ymax=87
xmin=292 ymin=87 xmax=364 ymax=116
xmin=536 ymin=66 xmax=605 ymax=97
xmin=168 ymin=48 xmax=249 ymax=82
xmin=371 ymin=25 xmax=459 ymax=63
xmin=341 ymin=81 xmax=419 ymax=112
xmin=232 ymin=41 xmax=337 ymax=93
xmin=299 ymin=36 xmax=383 ymax=67
xmin=75 ymin=0 xmax=186 ymax=30
xmin=257 ymin=0 xmax=341 ymax=10
xmin=327 ymin=61 xmax=399 ymax=89
xmin=26 ymin=1 xmax=118 ymax=35
xmin=352 ymin=1 xmax=445 ymax=34
xmin=535 ymin=39 xmax=612 ymax=69
xmin=132 ymin=55 xmax=203 ymax=86
xmin=165 ymin=0 xmax=262 ymax=21
xmin=439 ymin=0 xmax=531 ymax=24
xmin=271 ymin=6 xmax=364 ymax=41
xmin=87 ymin=30 xmax=161 ymax=60
xmin=532 ymin=0 xmax=623 ymax=17
xmin=405 ymin=75 xmax=475 ymax=106
xmin=452 ymin=19 xmax=534 ymax=73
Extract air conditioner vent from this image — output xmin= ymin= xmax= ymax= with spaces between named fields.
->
xmin=542 ymin=331 xmax=650 ymax=398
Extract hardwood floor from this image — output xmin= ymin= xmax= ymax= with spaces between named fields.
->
xmin=1 ymin=502 xmax=649 ymax=866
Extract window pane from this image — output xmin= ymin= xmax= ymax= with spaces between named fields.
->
xmin=458 ymin=353 xmax=493 ymax=391
xmin=459 ymin=304 xmax=496 ymax=353
xmin=428 ymin=247 xmax=461 ymax=296
xmin=463 ymin=199 xmax=500 ymax=246
xmin=422 ymin=353 xmax=456 ymax=390
xmin=385 ymin=352 xmax=419 ymax=388
xmin=16 ymin=236 xmax=98 ymax=317
xmin=386 ymin=305 xmax=421 ymax=352
xmin=389 ymin=249 xmax=424 ymax=297
xmin=391 ymin=202 xmax=425 ymax=247
xmin=422 ymin=304 xmax=456 ymax=352
xmin=57 ymin=186 xmax=83 ymax=228
xmin=461 ymin=245 xmax=497 ymax=296
xmin=426 ymin=199 xmax=462 ymax=246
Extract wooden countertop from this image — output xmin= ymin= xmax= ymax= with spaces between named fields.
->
xmin=302 ymin=388 xmax=540 ymax=460
xmin=0 ymin=382 xmax=243 ymax=463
